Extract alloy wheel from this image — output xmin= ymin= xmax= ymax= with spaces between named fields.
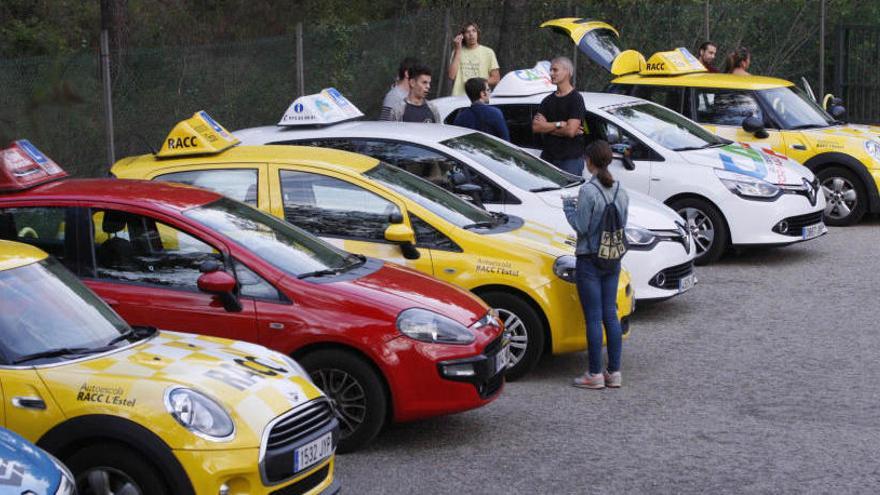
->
xmin=821 ymin=176 xmax=858 ymax=220
xmin=78 ymin=467 xmax=142 ymax=495
xmin=310 ymin=368 xmax=367 ymax=438
xmin=496 ymin=308 xmax=527 ymax=368
xmin=678 ymin=207 xmax=715 ymax=256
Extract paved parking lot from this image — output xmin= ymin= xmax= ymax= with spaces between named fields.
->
xmin=335 ymin=219 xmax=880 ymax=494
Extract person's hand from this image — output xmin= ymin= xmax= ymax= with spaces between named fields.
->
xmin=575 ymin=126 xmax=585 ymax=135
xmin=533 ymin=114 xmax=547 ymax=125
xmin=453 ymin=34 xmax=463 ymax=49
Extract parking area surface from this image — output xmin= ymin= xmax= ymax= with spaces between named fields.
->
xmin=335 ymin=219 xmax=880 ymax=494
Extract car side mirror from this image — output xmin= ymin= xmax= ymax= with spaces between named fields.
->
xmin=384 ymin=223 xmax=420 ymax=260
xmin=454 ymin=183 xmax=485 ymax=208
xmin=197 ymin=260 xmax=242 ymax=312
xmin=388 ymin=211 xmax=404 ymax=224
xmin=742 ymin=116 xmax=769 ymax=139
xmin=611 ymin=143 xmax=636 ymax=170
xmin=829 ymin=105 xmax=846 ymax=120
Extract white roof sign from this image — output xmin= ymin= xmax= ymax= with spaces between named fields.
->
xmin=492 ymin=61 xmax=556 ymax=97
xmin=278 ymin=88 xmax=364 ymax=126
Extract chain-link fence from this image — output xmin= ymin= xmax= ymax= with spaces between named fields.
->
xmin=0 ymin=1 xmax=871 ymax=178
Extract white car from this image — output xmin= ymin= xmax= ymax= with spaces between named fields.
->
xmin=235 ymin=92 xmax=697 ymax=301
xmin=432 ymin=65 xmax=828 ymax=264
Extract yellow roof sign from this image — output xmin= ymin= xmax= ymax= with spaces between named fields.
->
xmin=641 ymin=48 xmax=706 ymax=76
xmin=157 ymin=111 xmax=240 ymax=159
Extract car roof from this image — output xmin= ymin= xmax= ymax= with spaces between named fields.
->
xmin=1 ymin=178 xmax=223 ymax=212
xmin=0 ymin=240 xmax=48 ymax=271
xmin=235 ymin=121 xmax=474 ymax=145
xmin=116 ymin=144 xmax=383 ymax=176
xmin=611 ymin=72 xmax=793 ymax=90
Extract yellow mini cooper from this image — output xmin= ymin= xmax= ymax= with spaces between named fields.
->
xmin=543 ymin=17 xmax=880 ymax=225
xmin=0 ymin=240 xmax=339 ymax=495
xmin=112 ymin=111 xmax=635 ymax=379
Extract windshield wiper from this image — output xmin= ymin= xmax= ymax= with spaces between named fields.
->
xmin=462 ymin=221 xmax=496 ymax=230
xmin=298 ymin=268 xmax=343 ymax=279
xmin=529 ymin=185 xmax=563 ymax=192
xmin=787 ymin=123 xmax=825 ymax=130
xmin=298 ymin=254 xmax=366 ymax=279
xmin=343 ymin=253 xmax=367 ymax=269
xmin=673 ymin=142 xmax=725 ymax=152
xmin=105 ymin=326 xmax=157 ymax=347
xmin=13 ymin=347 xmax=100 ymax=365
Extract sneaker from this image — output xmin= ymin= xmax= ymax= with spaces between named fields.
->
xmin=572 ymin=372 xmax=605 ymax=389
xmin=603 ymin=370 xmax=622 ymax=388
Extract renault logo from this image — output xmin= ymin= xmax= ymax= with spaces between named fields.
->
xmin=675 ymin=221 xmax=691 ymax=255
xmin=803 ymin=177 xmax=818 ymax=206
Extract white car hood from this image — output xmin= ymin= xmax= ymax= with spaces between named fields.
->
xmin=535 ymin=186 xmax=682 ymax=230
xmin=680 ymin=144 xmax=815 ymax=185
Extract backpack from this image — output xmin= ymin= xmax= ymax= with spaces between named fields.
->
xmin=590 ymin=182 xmax=627 ymax=270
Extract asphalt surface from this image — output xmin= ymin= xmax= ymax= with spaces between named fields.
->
xmin=335 ymin=218 xmax=880 ymax=494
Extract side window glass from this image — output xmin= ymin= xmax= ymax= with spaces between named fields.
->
xmin=0 ymin=207 xmax=75 ymax=269
xmin=91 ymin=209 xmax=220 ymax=290
xmin=234 ymin=261 xmax=282 ymax=301
xmin=156 ymin=168 xmax=259 ymax=205
xmin=695 ymin=89 xmax=763 ymax=126
xmin=411 ymin=214 xmax=461 ymax=252
xmin=279 ymin=170 xmax=399 ymax=241
xmin=272 ymin=138 xmax=360 ymax=154
xmin=602 ymin=122 xmax=655 ymax=161
xmin=496 ymin=104 xmax=540 ymax=149
xmin=632 ymin=86 xmax=685 ymax=114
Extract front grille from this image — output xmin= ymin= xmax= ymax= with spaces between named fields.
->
xmin=479 ymin=372 xmax=503 ymax=398
xmin=270 ymin=465 xmax=330 ymax=495
xmin=773 ymin=211 xmax=824 ymax=236
xmin=263 ymin=399 xmax=336 ymax=484
xmin=649 ymin=261 xmax=695 ymax=290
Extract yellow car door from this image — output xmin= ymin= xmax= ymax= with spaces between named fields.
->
xmin=267 ymin=163 xmax=435 ymax=275
xmin=1 ymin=369 xmax=65 ymax=441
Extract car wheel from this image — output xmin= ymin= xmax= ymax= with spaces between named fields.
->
xmin=669 ymin=197 xmax=728 ymax=265
xmin=817 ymin=166 xmax=867 ymax=226
xmin=299 ymin=349 xmax=387 ymax=454
xmin=479 ymin=291 xmax=545 ymax=381
xmin=66 ymin=443 xmax=168 ymax=495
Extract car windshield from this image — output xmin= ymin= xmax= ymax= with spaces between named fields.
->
xmin=0 ymin=258 xmax=130 ymax=364
xmin=605 ymin=102 xmax=728 ymax=151
xmin=757 ymin=86 xmax=834 ymax=129
xmin=184 ymin=197 xmax=352 ymax=277
xmin=364 ymin=162 xmax=498 ymax=228
xmin=440 ymin=132 xmax=582 ymax=192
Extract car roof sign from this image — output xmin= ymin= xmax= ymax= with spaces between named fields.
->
xmin=491 ymin=61 xmax=556 ymax=97
xmin=278 ymin=88 xmax=364 ymax=127
xmin=641 ymin=48 xmax=706 ymax=76
xmin=156 ymin=110 xmax=240 ymax=159
xmin=0 ymin=140 xmax=67 ymax=192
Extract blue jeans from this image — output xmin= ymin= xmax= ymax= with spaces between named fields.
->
xmin=543 ymin=155 xmax=585 ymax=176
xmin=575 ymin=256 xmax=623 ymax=375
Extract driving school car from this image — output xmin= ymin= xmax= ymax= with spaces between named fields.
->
xmin=542 ymin=17 xmax=880 ymax=226
xmin=436 ymin=63 xmax=827 ymax=264
xmin=111 ymin=109 xmax=634 ymax=380
xmin=233 ymin=91 xmax=695 ymax=301
xmin=0 ymin=239 xmax=338 ymax=495
xmin=0 ymin=427 xmax=75 ymax=495
xmin=0 ymin=138 xmax=506 ymax=454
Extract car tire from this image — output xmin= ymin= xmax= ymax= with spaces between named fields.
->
xmin=817 ymin=166 xmax=867 ymax=226
xmin=66 ymin=443 xmax=168 ymax=495
xmin=479 ymin=291 xmax=545 ymax=381
xmin=299 ymin=349 xmax=387 ymax=454
xmin=668 ymin=197 xmax=728 ymax=265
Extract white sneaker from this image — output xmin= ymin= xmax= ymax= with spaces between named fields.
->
xmin=603 ymin=370 xmax=622 ymax=388
xmin=572 ymin=372 xmax=605 ymax=389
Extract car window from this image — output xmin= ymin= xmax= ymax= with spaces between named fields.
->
xmin=279 ymin=170 xmax=400 ymax=242
xmin=694 ymin=89 xmax=764 ymax=126
xmin=603 ymin=103 xmax=727 ymax=151
xmin=234 ymin=260 xmax=282 ymax=301
xmin=90 ymin=209 xmax=221 ymax=291
xmin=0 ymin=207 xmax=76 ymax=270
xmin=756 ymin=86 xmax=834 ymax=129
xmin=596 ymin=119 xmax=661 ymax=161
xmin=156 ymin=168 xmax=259 ymax=205
xmin=274 ymin=138 xmax=361 ymax=153
xmin=630 ymin=86 xmax=686 ymax=114
xmin=494 ymin=104 xmax=543 ymax=149
xmin=411 ymin=214 xmax=460 ymax=252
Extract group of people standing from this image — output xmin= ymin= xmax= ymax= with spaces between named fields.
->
xmin=697 ymin=41 xmax=752 ymax=75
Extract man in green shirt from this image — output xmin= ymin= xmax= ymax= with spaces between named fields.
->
xmin=447 ymin=21 xmax=500 ymax=96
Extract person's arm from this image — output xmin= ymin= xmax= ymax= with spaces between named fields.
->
xmin=533 ymin=113 xmax=582 ymax=136
xmin=487 ymin=68 xmax=501 ymax=88
xmin=447 ymin=34 xmax=463 ymax=81
xmin=490 ymin=107 xmax=510 ymax=141
xmin=563 ymin=186 xmax=594 ymax=236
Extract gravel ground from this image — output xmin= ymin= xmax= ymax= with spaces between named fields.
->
xmin=334 ymin=218 xmax=880 ymax=495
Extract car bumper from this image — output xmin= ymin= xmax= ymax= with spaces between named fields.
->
xmin=624 ymin=241 xmax=696 ymax=301
xmin=724 ymin=193 xmax=827 ymax=245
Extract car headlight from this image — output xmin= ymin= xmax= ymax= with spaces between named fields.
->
xmin=165 ymin=387 xmax=235 ymax=441
xmin=397 ymin=308 xmax=475 ymax=344
xmin=715 ymin=169 xmax=780 ymax=200
xmin=625 ymin=226 xmax=658 ymax=250
xmin=553 ymin=255 xmax=576 ymax=283
xmin=864 ymin=140 xmax=880 ymax=162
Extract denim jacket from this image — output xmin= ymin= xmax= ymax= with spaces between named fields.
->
xmin=563 ymin=177 xmax=629 ymax=256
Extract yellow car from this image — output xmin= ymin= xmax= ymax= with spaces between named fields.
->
xmin=112 ymin=112 xmax=635 ymax=379
xmin=0 ymin=240 xmax=339 ymax=495
xmin=543 ymin=18 xmax=880 ymax=225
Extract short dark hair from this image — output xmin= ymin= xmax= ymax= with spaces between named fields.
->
xmin=409 ymin=64 xmax=432 ymax=80
xmin=397 ymin=57 xmax=420 ymax=81
xmin=464 ymin=77 xmax=488 ymax=102
xmin=460 ymin=21 xmax=480 ymax=36
xmin=699 ymin=41 xmax=717 ymax=52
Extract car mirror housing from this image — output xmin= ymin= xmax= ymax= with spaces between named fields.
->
xmin=197 ymin=270 xmax=242 ymax=312
xmin=830 ymin=105 xmax=846 ymax=120
xmin=384 ymin=223 xmax=421 ymax=260
xmin=742 ymin=116 xmax=769 ymax=139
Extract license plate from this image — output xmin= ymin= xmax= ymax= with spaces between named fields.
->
xmin=495 ymin=343 xmax=510 ymax=374
xmin=294 ymin=432 xmax=333 ymax=472
xmin=802 ymin=222 xmax=825 ymax=240
xmin=678 ymin=273 xmax=696 ymax=293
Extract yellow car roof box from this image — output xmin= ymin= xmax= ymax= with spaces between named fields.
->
xmin=611 ymin=50 xmax=647 ymax=76
xmin=157 ymin=111 xmax=240 ymax=159
xmin=278 ymin=88 xmax=364 ymax=127
xmin=642 ymin=48 xmax=706 ymax=76
xmin=540 ymin=18 xmax=622 ymax=71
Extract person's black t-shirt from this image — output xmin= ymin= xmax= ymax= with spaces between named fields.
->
xmin=402 ymin=102 xmax=436 ymax=123
xmin=537 ymin=90 xmax=586 ymax=160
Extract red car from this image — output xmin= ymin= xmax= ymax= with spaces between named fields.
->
xmin=0 ymin=140 xmax=507 ymax=452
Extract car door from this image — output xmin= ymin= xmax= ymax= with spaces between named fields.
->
xmin=83 ymin=206 xmax=258 ymax=341
xmin=591 ymin=116 xmax=656 ymax=194
xmin=0 ymin=369 xmax=64 ymax=442
xmin=267 ymin=164 xmax=435 ymax=275
xmin=690 ymin=88 xmax=786 ymax=151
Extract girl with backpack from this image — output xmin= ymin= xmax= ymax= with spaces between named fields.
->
xmin=562 ymin=140 xmax=630 ymax=389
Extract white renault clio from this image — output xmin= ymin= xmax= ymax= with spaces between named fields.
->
xmin=433 ymin=65 xmax=828 ymax=264
xmin=235 ymin=90 xmax=696 ymax=301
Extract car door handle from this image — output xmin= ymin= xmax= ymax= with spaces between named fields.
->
xmin=12 ymin=397 xmax=46 ymax=410
xmin=790 ymin=144 xmax=807 ymax=150
xmin=651 ymin=178 xmax=661 ymax=182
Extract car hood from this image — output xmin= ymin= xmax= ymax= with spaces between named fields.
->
xmin=0 ymin=428 xmax=63 ymax=494
xmin=489 ymin=218 xmax=576 ymax=258
xmin=535 ymin=186 xmax=682 ymax=230
xmin=680 ymin=143 xmax=814 ymax=185
xmin=38 ymin=331 xmax=324 ymax=449
xmin=802 ymin=123 xmax=880 ymax=141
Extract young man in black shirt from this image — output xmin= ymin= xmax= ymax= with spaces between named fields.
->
xmin=532 ymin=56 xmax=586 ymax=175
xmin=383 ymin=64 xmax=441 ymax=123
